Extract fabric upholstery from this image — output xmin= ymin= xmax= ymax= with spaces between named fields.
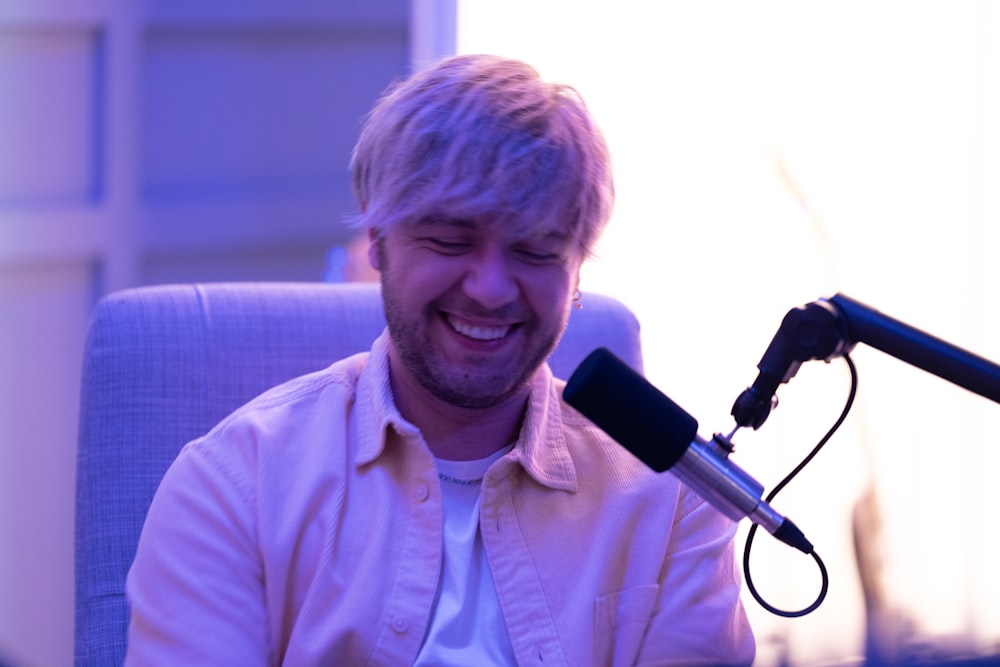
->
xmin=74 ymin=281 xmax=642 ymax=666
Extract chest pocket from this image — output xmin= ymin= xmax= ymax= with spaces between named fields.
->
xmin=592 ymin=584 xmax=660 ymax=666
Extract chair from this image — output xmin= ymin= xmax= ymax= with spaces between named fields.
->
xmin=74 ymin=281 xmax=643 ymax=665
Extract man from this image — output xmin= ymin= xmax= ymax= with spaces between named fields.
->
xmin=126 ymin=54 xmax=755 ymax=665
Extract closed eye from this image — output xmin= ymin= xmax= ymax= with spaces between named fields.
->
xmin=424 ymin=238 xmax=471 ymax=255
xmin=514 ymin=245 xmax=564 ymax=265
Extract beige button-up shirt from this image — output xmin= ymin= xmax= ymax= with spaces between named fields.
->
xmin=126 ymin=331 xmax=755 ymax=666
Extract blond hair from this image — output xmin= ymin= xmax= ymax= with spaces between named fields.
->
xmin=350 ymin=54 xmax=614 ymax=257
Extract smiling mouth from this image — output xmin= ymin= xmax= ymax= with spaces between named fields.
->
xmin=446 ymin=315 xmax=513 ymax=341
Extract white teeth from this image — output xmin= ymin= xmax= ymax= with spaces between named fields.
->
xmin=449 ymin=318 xmax=509 ymax=341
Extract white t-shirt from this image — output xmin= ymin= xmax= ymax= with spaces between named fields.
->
xmin=414 ymin=446 xmax=516 ymax=666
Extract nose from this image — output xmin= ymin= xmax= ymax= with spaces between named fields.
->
xmin=463 ymin=245 xmax=518 ymax=310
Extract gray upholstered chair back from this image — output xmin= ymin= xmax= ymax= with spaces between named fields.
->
xmin=74 ymin=281 xmax=642 ymax=665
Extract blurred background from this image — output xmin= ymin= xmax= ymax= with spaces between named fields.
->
xmin=1 ymin=1 xmax=998 ymax=665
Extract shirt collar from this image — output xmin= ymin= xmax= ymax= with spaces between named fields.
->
xmin=505 ymin=365 xmax=578 ymax=492
xmin=354 ymin=329 xmax=578 ymax=492
xmin=354 ymin=330 xmax=419 ymax=466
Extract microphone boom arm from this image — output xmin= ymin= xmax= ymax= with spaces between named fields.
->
xmin=732 ymin=293 xmax=1000 ymax=429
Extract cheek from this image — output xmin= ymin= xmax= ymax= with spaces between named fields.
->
xmin=527 ymin=271 xmax=577 ymax=312
xmin=381 ymin=251 xmax=460 ymax=302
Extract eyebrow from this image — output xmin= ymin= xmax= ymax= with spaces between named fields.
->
xmin=413 ymin=215 xmax=475 ymax=229
xmin=414 ymin=214 xmax=572 ymax=244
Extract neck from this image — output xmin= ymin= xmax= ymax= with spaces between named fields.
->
xmin=387 ymin=360 xmax=530 ymax=461
xmin=420 ymin=399 xmax=526 ymax=461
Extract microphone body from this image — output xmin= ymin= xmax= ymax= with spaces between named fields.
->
xmin=670 ymin=433 xmax=785 ymax=535
xmin=564 ymin=347 xmax=812 ymax=554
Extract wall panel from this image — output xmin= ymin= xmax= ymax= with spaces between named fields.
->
xmin=0 ymin=27 xmax=103 ymax=204
xmin=141 ymin=29 xmax=400 ymax=203
xmin=136 ymin=13 xmax=407 ymax=284
xmin=0 ymin=262 xmax=95 ymax=667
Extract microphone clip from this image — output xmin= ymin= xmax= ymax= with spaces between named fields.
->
xmin=733 ymin=292 xmax=1000 ymax=430
xmin=732 ymin=299 xmax=853 ymax=429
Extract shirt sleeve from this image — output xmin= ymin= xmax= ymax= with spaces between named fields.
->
xmin=636 ymin=487 xmax=756 ymax=666
xmin=125 ymin=436 xmax=272 ymax=667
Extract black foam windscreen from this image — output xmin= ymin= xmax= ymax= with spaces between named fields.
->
xmin=563 ymin=347 xmax=698 ymax=472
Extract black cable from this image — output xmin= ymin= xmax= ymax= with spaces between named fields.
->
xmin=743 ymin=523 xmax=829 ymax=617
xmin=742 ymin=353 xmax=858 ymax=617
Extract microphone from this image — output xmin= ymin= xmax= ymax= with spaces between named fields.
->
xmin=564 ymin=347 xmax=813 ymax=554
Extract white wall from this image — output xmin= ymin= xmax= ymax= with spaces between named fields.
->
xmin=458 ymin=1 xmax=1000 ymax=664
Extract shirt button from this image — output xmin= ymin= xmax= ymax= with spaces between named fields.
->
xmin=391 ymin=617 xmax=409 ymax=634
xmin=414 ymin=483 xmax=430 ymax=502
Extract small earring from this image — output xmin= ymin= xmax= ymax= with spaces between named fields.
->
xmin=572 ymin=290 xmax=583 ymax=310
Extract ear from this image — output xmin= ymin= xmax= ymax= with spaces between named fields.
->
xmin=367 ymin=228 xmax=381 ymax=272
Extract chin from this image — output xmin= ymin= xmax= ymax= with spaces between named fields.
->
xmin=429 ymin=369 xmax=531 ymax=410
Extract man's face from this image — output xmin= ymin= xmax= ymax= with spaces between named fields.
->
xmin=372 ymin=214 xmax=583 ymax=410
